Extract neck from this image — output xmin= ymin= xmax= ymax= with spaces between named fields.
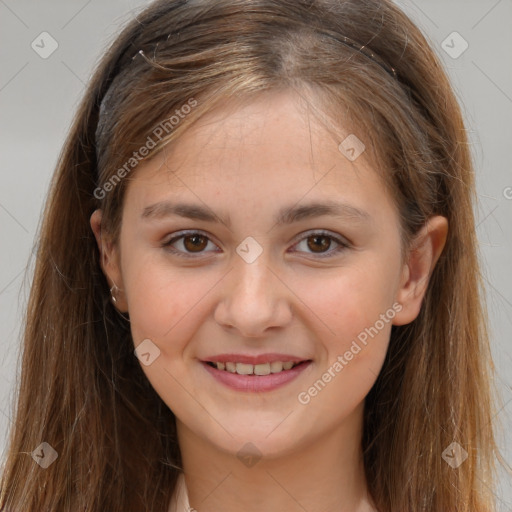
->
xmin=175 ymin=403 xmax=376 ymax=512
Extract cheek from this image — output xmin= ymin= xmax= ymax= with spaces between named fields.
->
xmin=294 ymin=278 xmax=395 ymax=416
xmin=296 ymin=261 xmax=398 ymax=341
xmin=122 ymin=252 xmax=214 ymax=348
xmin=292 ymin=261 xmax=398 ymax=398
xmin=121 ymin=255 xmax=214 ymax=413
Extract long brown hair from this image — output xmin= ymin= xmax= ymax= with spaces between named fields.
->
xmin=0 ymin=0 xmax=503 ymax=510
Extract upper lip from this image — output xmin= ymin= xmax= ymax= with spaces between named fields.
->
xmin=202 ymin=353 xmax=311 ymax=365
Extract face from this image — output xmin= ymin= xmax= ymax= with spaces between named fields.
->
xmin=92 ymin=89 xmax=444 ymax=460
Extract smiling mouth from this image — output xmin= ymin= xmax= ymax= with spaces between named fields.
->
xmin=205 ymin=360 xmax=310 ymax=375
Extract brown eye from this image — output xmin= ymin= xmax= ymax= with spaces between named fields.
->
xmin=182 ymin=234 xmax=208 ymax=252
xmin=292 ymin=230 xmax=348 ymax=258
xmin=306 ymin=235 xmax=332 ymax=253
xmin=163 ymin=231 xmax=218 ymax=258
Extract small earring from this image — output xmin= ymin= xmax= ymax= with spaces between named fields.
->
xmin=110 ymin=284 xmax=119 ymax=304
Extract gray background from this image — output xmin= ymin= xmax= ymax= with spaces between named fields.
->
xmin=0 ymin=0 xmax=510 ymax=509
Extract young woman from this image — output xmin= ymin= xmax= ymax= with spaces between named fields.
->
xmin=0 ymin=0 xmax=503 ymax=510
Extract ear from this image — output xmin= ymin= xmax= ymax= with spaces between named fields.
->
xmin=392 ymin=215 xmax=448 ymax=326
xmin=90 ymin=209 xmax=128 ymax=312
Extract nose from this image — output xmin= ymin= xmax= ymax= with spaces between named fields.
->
xmin=214 ymin=252 xmax=293 ymax=338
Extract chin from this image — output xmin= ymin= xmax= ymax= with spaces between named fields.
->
xmin=202 ymin=423 xmax=309 ymax=462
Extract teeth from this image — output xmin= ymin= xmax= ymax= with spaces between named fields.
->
xmin=236 ymin=363 xmax=253 ymax=375
xmin=213 ymin=361 xmax=299 ymax=375
xmin=270 ymin=361 xmax=283 ymax=373
xmin=254 ymin=363 xmax=270 ymax=376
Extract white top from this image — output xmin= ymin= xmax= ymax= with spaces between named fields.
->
xmin=168 ymin=473 xmax=193 ymax=512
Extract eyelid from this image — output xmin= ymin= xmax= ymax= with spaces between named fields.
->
xmin=162 ymin=229 xmax=220 ymax=258
xmin=288 ymin=229 xmax=350 ymax=258
xmin=162 ymin=228 xmax=351 ymax=259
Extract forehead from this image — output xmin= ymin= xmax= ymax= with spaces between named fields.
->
xmin=123 ymin=89 xmax=396 ymax=223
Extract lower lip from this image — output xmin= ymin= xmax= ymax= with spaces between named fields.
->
xmin=201 ymin=361 xmax=312 ymax=392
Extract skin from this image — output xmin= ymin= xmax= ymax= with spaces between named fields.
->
xmin=91 ymin=90 xmax=447 ymax=512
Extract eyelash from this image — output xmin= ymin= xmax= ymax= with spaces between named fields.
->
xmin=161 ymin=229 xmax=350 ymax=259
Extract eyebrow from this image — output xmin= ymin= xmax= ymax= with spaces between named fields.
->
xmin=141 ymin=199 xmax=371 ymax=228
